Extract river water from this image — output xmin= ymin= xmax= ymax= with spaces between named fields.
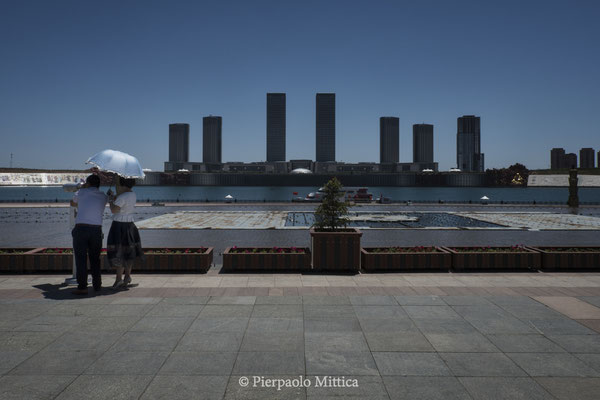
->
xmin=1 ymin=186 xmax=599 ymax=203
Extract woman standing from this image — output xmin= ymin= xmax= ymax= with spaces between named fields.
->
xmin=107 ymin=177 xmax=143 ymax=289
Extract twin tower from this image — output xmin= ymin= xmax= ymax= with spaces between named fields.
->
xmin=168 ymin=93 xmax=438 ymax=167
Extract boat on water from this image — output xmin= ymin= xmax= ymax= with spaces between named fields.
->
xmin=302 ymin=187 xmax=373 ymax=202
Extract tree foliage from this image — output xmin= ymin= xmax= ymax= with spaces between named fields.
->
xmin=313 ymin=177 xmax=349 ymax=231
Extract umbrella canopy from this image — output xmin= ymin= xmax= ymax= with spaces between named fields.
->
xmin=480 ymin=196 xmax=490 ymax=200
xmin=86 ymin=149 xmax=145 ymax=179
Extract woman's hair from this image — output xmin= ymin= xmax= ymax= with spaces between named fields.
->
xmin=119 ymin=177 xmax=136 ymax=188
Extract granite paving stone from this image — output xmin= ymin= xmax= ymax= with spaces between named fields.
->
xmin=189 ymin=317 xmax=250 ymax=333
xmin=546 ymin=334 xmax=600 ymax=353
xmin=141 ymin=375 xmax=229 ymax=400
xmin=146 ymin=303 xmax=205 ymax=317
xmin=240 ymin=331 xmax=304 ymax=352
xmin=208 ymin=296 xmax=256 ymax=305
xmin=302 ymin=296 xmax=351 ymax=305
xmin=425 ymin=332 xmax=499 ymax=352
xmin=254 ymin=295 xmax=303 ymax=305
xmin=486 ymin=334 xmax=566 ymax=353
xmin=527 ymin=318 xmax=596 ymax=335
xmin=359 ymin=317 xmax=420 ymax=333
xmin=0 ymin=374 xmax=77 ymax=400
xmin=349 ymin=295 xmax=398 ymax=306
xmin=84 ymin=351 xmax=170 ymax=375
xmin=0 ymin=350 xmax=36 ymax=374
xmin=176 ymin=331 xmax=244 ymax=352
xmin=403 ymin=305 xmax=462 ymax=319
xmin=199 ymin=305 xmax=254 ymax=318
xmin=303 ymin=305 xmax=357 ymax=318
xmin=306 ymin=375 xmax=389 ymax=400
xmin=535 ymin=377 xmax=600 ymax=400
xmin=109 ymin=331 xmax=183 ymax=352
xmin=225 ymin=375 xmax=307 ymax=400
xmin=96 ymin=304 xmax=155 ymax=317
xmin=578 ymin=296 xmax=600 ymax=308
xmin=159 ymin=351 xmax=237 ymax=375
xmin=443 ymin=295 xmax=493 ymax=306
xmin=507 ymin=352 xmax=600 ymax=377
xmin=459 ymin=377 xmax=555 ymax=400
xmin=129 ymin=316 xmax=194 ymax=332
xmin=43 ymin=331 xmax=122 ymax=352
xmin=10 ymin=349 xmax=102 ymax=375
xmin=383 ymin=376 xmax=472 ymax=400
xmin=160 ymin=296 xmax=210 ymax=305
xmin=305 ymin=332 xmax=370 ymax=352
xmin=373 ymin=352 xmax=451 ymax=376
xmin=363 ymin=331 xmax=434 ymax=352
xmin=412 ymin=318 xmax=478 ymax=334
xmin=574 ymin=353 xmax=600 ymax=373
xmin=245 ymin=317 xmax=302 ymax=333
xmin=394 ymin=295 xmax=446 ymax=305
xmin=440 ymin=353 xmax=527 ymax=377
xmin=74 ymin=316 xmax=141 ymax=332
xmin=353 ymin=306 xmax=408 ymax=319
xmin=306 ymin=351 xmax=379 ymax=376
xmin=251 ymin=304 xmax=303 ymax=318
xmin=55 ymin=375 xmax=153 ymax=400
xmin=304 ymin=318 xmax=362 ymax=333
xmin=13 ymin=315 xmax=87 ymax=333
xmin=0 ymin=331 xmax=62 ymax=352
xmin=232 ymin=351 xmax=305 ymax=375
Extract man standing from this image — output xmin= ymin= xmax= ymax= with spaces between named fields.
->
xmin=70 ymin=174 xmax=108 ymax=295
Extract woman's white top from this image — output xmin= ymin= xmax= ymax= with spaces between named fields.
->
xmin=112 ymin=191 xmax=136 ymax=222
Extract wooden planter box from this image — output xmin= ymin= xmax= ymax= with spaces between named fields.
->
xmin=361 ymin=247 xmax=451 ymax=272
xmin=310 ymin=228 xmax=362 ymax=273
xmin=443 ymin=247 xmax=541 ymax=271
xmin=127 ymin=248 xmax=214 ymax=273
xmin=0 ymin=249 xmax=42 ymax=273
xmin=528 ymin=247 xmax=600 ymax=271
xmin=222 ymin=248 xmax=311 ymax=272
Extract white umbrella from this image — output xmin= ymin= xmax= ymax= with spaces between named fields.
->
xmin=480 ymin=196 xmax=489 ymax=200
xmin=86 ymin=149 xmax=145 ymax=178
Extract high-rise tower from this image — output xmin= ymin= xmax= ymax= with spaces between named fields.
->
xmin=456 ymin=115 xmax=484 ymax=171
xmin=379 ymin=117 xmax=399 ymax=163
xmin=316 ymin=93 xmax=335 ymax=162
xmin=266 ymin=93 xmax=286 ymax=162
xmin=168 ymin=123 xmax=189 ymax=163
xmin=203 ymin=116 xmax=222 ymax=164
xmin=413 ymin=124 xmax=434 ymax=163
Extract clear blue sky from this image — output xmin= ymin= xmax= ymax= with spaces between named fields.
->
xmin=1 ymin=0 xmax=599 ymax=171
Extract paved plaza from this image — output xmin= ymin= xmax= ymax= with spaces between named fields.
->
xmin=2 ymin=273 xmax=600 ymax=399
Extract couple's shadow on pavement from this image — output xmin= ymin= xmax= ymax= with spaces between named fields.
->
xmin=32 ymin=283 xmax=136 ymax=300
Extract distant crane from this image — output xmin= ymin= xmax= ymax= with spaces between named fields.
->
xmin=10 ymin=153 xmax=13 ymax=168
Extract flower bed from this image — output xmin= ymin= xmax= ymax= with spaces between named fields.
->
xmin=528 ymin=247 xmax=600 ymax=271
xmin=361 ymin=247 xmax=451 ymax=271
xmin=24 ymin=248 xmax=73 ymax=273
xmin=128 ymin=248 xmax=214 ymax=273
xmin=444 ymin=246 xmax=541 ymax=271
xmin=0 ymin=248 xmax=39 ymax=273
xmin=222 ymin=247 xmax=311 ymax=272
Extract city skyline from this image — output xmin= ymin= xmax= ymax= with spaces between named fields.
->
xmin=1 ymin=1 xmax=599 ymax=171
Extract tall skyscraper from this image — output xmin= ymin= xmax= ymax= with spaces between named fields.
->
xmin=551 ymin=148 xmax=566 ymax=169
xmin=203 ymin=116 xmax=222 ymax=164
xmin=413 ymin=124 xmax=434 ymax=163
xmin=580 ymin=148 xmax=595 ymax=169
xmin=564 ymin=153 xmax=577 ymax=169
xmin=168 ymin=123 xmax=189 ymax=163
xmin=316 ymin=93 xmax=335 ymax=162
xmin=266 ymin=93 xmax=286 ymax=162
xmin=456 ymin=115 xmax=484 ymax=172
xmin=379 ymin=117 xmax=399 ymax=163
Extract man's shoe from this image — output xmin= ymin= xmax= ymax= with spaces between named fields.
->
xmin=72 ymin=289 xmax=88 ymax=295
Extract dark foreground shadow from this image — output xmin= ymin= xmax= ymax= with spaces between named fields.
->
xmin=33 ymin=283 xmax=123 ymax=300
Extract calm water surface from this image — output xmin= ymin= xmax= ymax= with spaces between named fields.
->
xmin=1 ymin=186 xmax=599 ymax=203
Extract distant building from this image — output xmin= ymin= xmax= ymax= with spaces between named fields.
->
xmin=564 ymin=153 xmax=577 ymax=169
xmin=380 ymin=117 xmax=399 ymax=164
xmin=598 ymin=151 xmax=600 ymax=168
xmin=413 ymin=124 xmax=434 ymax=163
xmin=168 ymin=123 xmax=189 ymax=163
xmin=580 ymin=148 xmax=595 ymax=169
xmin=316 ymin=93 xmax=335 ymax=162
xmin=456 ymin=115 xmax=484 ymax=172
xmin=203 ymin=116 xmax=222 ymax=164
xmin=266 ymin=93 xmax=286 ymax=162
xmin=550 ymin=148 xmax=566 ymax=169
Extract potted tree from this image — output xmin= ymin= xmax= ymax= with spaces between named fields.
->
xmin=310 ymin=177 xmax=362 ymax=273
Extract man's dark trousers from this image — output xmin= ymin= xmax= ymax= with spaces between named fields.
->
xmin=72 ymin=225 xmax=102 ymax=290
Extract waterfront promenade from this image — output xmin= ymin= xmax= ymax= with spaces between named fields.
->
xmin=2 ymin=273 xmax=600 ymax=399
